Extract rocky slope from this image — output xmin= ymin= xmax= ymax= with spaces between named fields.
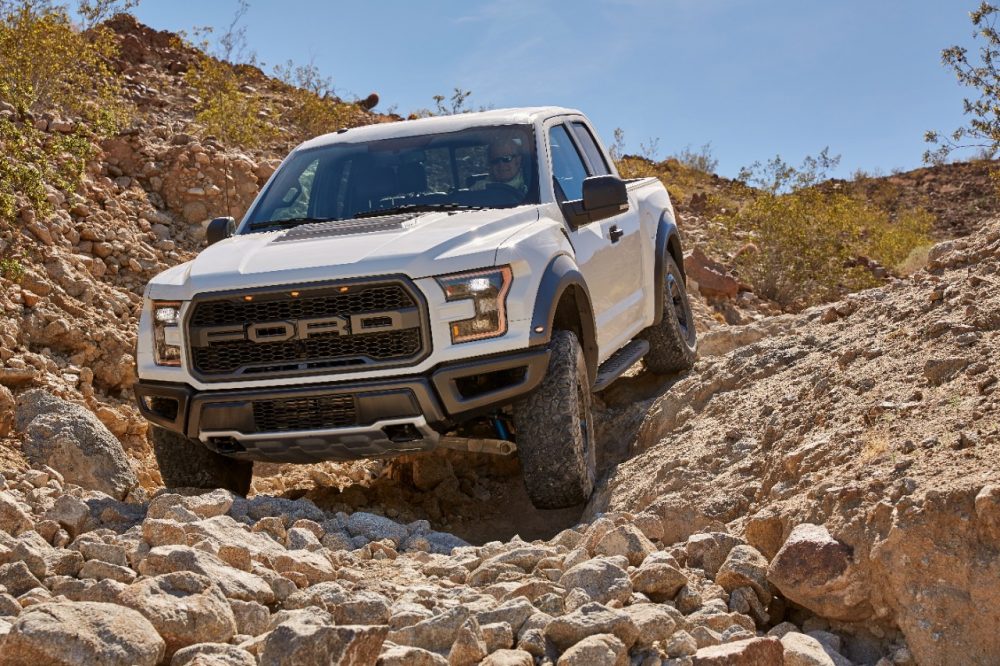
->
xmin=0 ymin=13 xmax=998 ymax=666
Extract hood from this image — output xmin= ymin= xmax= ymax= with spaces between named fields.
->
xmin=148 ymin=207 xmax=539 ymax=299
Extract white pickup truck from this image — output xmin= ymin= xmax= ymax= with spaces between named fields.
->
xmin=134 ymin=107 xmax=696 ymax=509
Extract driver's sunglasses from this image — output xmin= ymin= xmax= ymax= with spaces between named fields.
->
xmin=490 ymin=154 xmax=520 ymax=165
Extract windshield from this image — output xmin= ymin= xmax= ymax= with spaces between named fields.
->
xmin=242 ymin=124 xmax=538 ymax=232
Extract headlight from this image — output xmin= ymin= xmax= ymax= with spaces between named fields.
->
xmin=152 ymin=300 xmax=182 ymax=366
xmin=437 ymin=266 xmax=512 ymax=343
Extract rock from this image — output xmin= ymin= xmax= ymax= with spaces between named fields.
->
xmin=767 ymin=524 xmax=872 ymax=621
xmin=665 ymin=630 xmax=698 ymax=658
xmin=481 ymin=621 xmax=514 ymax=652
xmin=0 ymin=493 xmax=32 ymax=535
xmin=16 ymin=390 xmax=137 ymax=499
xmin=171 ymin=642 xmax=257 ymax=665
xmin=630 ymin=561 xmax=689 ymax=601
xmin=388 ymin=606 xmax=471 ymax=652
xmin=559 ymin=559 xmax=632 ymax=605
xmin=346 ymin=512 xmax=408 ymax=546
xmin=137 ymin=545 xmax=275 ymax=604
xmin=623 ymin=603 xmax=677 ymax=646
xmin=0 ymin=562 xmax=42 ymax=597
xmin=258 ymin=617 xmax=388 ymax=666
xmin=686 ymin=532 xmax=743 ymax=577
xmin=448 ymin=617 xmax=487 ymax=666
xmin=0 ymin=386 xmax=13 ymax=437
xmin=78 ymin=559 xmax=137 ymax=584
xmin=975 ymin=484 xmax=1000 ymax=541
xmin=744 ymin=510 xmax=784 ymax=560
xmin=715 ymin=545 xmax=771 ymax=604
xmin=118 ymin=572 xmax=237 ymax=658
xmin=593 ymin=524 xmax=656 ymax=566
xmin=556 ymin=633 xmax=627 ymax=666
xmin=377 ymin=642 xmax=448 ymax=665
xmin=271 ymin=550 xmax=337 ymax=585
xmin=543 ymin=602 xmax=639 ymax=651
xmin=781 ymin=632 xmax=836 ymax=666
xmin=922 ymin=357 xmax=968 ymax=386
xmin=44 ymin=494 xmax=90 ymax=537
xmin=229 ymin=599 xmax=270 ymax=637
xmin=481 ymin=649 xmax=535 ymax=666
xmin=685 ymin=248 xmax=742 ymax=300
xmin=0 ymin=601 xmax=164 ymax=665
xmin=476 ymin=597 xmax=535 ymax=634
xmin=691 ymin=636 xmax=784 ymax=665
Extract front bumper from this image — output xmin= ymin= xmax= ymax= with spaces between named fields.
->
xmin=134 ymin=348 xmax=549 ymax=463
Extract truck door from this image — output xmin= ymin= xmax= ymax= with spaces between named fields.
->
xmin=548 ymin=122 xmax=645 ymax=360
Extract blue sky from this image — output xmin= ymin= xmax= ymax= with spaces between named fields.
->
xmin=129 ymin=1 xmax=985 ymax=179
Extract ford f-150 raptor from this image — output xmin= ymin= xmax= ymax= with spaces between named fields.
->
xmin=134 ymin=107 xmax=697 ymax=509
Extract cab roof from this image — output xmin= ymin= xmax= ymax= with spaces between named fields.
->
xmin=297 ymin=106 xmax=582 ymax=151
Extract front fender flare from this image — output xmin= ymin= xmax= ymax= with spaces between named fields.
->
xmin=528 ymin=254 xmax=599 ymax=384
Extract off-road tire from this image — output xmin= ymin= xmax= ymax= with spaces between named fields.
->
xmin=641 ymin=255 xmax=697 ymax=374
xmin=513 ymin=330 xmax=596 ymax=509
xmin=150 ymin=425 xmax=253 ymax=495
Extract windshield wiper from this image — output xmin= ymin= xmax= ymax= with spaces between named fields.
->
xmin=354 ymin=203 xmax=485 ymax=219
xmin=247 ymin=217 xmax=336 ymax=231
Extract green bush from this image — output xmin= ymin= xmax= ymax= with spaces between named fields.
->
xmin=186 ymin=56 xmax=276 ymax=150
xmin=722 ymin=152 xmax=933 ymax=308
xmin=0 ymin=2 xmax=130 ymax=226
xmin=272 ymin=60 xmax=364 ymax=140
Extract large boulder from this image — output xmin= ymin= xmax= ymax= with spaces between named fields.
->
xmin=118 ymin=572 xmax=237 ymax=658
xmin=15 ymin=390 xmax=136 ymax=499
xmin=767 ymin=524 xmax=872 ymax=622
xmin=0 ymin=601 xmax=164 ymax=666
xmin=258 ymin=616 xmax=387 ymax=666
xmin=137 ymin=545 xmax=275 ymax=604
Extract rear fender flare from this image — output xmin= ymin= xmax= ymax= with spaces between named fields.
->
xmin=653 ymin=213 xmax=685 ymax=326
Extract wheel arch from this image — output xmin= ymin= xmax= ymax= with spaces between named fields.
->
xmin=529 ymin=254 xmax=599 ymax=384
xmin=653 ymin=213 xmax=686 ymax=326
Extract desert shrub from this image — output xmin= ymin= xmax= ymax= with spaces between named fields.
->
xmin=723 ymin=152 xmax=933 ymax=308
xmin=671 ymin=142 xmax=719 ymax=174
xmin=925 ymin=2 xmax=1000 ymax=163
xmin=0 ymin=255 xmax=23 ymax=281
xmin=0 ymin=1 xmax=130 ymax=226
xmin=272 ymin=60 xmax=363 ymax=139
xmin=186 ymin=55 xmax=275 ymax=149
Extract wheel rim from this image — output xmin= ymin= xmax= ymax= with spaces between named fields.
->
xmin=667 ymin=273 xmax=691 ymax=339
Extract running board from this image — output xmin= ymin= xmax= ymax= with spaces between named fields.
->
xmin=593 ymin=339 xmax=649 ymax=392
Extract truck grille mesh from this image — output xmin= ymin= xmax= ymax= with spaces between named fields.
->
xmin=187 ymin=282 xmax=426 ymax=380
xmin=252 ymin=395 xmax=358 ymax=432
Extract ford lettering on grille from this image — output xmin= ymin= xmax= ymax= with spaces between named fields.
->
xmin=190 ymin=310 xmax=416 ymax=347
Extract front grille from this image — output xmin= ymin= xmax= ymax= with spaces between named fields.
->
xmin=187 ymin=280 xmax=427 ymax=381
xmin=253 ymin=395 xmax=358 ymax=433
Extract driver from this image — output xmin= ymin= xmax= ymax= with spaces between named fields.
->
xmin=476 ymin=136 xmax=527 ymax=196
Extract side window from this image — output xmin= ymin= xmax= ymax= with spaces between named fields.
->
xmin=423 ymin=147 xmax=454 ymax=192
xmin=549 ymin=124 xmax=588 ymax=201
xmin=456 ymin=145 xmax=488 ymax=189
xmin=570 ymin=122 xmax=610 ymax=176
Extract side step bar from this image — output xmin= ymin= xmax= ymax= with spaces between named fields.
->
xmin=593 ymin=339 xmax=649 ymax=392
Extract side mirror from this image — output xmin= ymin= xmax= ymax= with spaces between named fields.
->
xmin=582 ymin=175 xmax=628 ymax=212
xmin=206 ymin=217 xmax=236 ymax=246
xmin=563 ymin=175 xmax=629 ymax=228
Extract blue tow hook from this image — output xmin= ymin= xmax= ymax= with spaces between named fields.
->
xmin=493 ymin=417 xmax=510 ymax=441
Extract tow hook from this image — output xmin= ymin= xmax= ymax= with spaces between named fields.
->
xmin=438 ymin=436 xmax=517 ymax=456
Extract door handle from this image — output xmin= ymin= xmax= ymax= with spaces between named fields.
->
xmin=609 ymin=225 xmax=624 ymax=243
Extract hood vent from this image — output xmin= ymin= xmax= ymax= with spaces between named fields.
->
xmin=274 ymin=213 xmax=423 ymax=243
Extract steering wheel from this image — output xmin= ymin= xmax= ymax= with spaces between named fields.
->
xmin=483 ymin=182 xmax=524 ymax=205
